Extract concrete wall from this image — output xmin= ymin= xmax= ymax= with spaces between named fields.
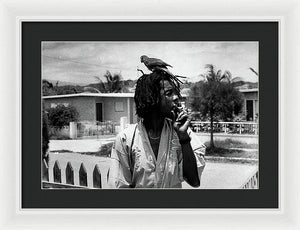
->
xmin=48 ymin=152 xmax=112 ymax=188
xmin=44 ymin=97 xmax=96 ymax=121
xmin=72 ymin=97 xmax=96 ymax=121
xmin=100 ymin=97 xmax=129 ymax=123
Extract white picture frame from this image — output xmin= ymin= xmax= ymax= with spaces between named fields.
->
xmin=0 ymin=0 xmax=298 ymax=229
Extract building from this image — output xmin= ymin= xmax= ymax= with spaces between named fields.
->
xmin=43 ymin=89 xmax=257 ymax=123
xmin=43 ymin=92 xmax=188 ymax=124
xmin=43 ymin=93 xmax=137 ymax=124
xmin=240 ymin=88 xmax=258 ymax=121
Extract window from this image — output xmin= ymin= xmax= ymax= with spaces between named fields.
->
xmin=50 ymin=102 xmax=69 ymax=108
xmin=115 ymin=101 xmax=124 ymax=112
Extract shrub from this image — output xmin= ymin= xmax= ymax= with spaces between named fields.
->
xmin=99 ymin=142 xmax=114 ymax=157
xmin=47 ymin=105 xmax=79 ymax=129
xmin=42 ymin=110 xmax=49 ymax=158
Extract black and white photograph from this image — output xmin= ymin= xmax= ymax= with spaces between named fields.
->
xmin=41 ymin=41 xmax=259 ymax=189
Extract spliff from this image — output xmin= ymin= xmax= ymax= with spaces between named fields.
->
xmin=172 ymin=105 xmax=196 ymax=121
xmin=171 ymin=106 xmax=185 ymax=121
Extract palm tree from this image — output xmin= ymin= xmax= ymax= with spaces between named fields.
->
xmin=83 ymin=87 xmax=101 ymax=93
xmin=42 ymin=79 xmax=55 ymax=96
xmin=94 ymin=71 xmax=124 ymax=93
xmin=200 ymin=64 xmax=232 ymax=83
xmin=195 ymin=64 xmax=243 ymax=148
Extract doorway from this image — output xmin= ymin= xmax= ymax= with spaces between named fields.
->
xmin=96 ymin=103 xmax=103 ymax=122
xmin=246 ymin=100 xmax=253 ymax=121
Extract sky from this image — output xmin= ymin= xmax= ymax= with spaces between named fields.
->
xmin=42 ymin=42 xmax=258 ymax=85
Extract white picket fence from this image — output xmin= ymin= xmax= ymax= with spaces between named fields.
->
xmin=190 ymin=121 xmax=259 ymax=135
xmin=43 ymin=152 xmax=112 ymax=189
xmin=43 ymin=151 xmax=259 ymax=189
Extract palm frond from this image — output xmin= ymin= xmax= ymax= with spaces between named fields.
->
xmin=221 ymin=70 xmax=232 ymax=82
xmin=249 ymin=67 xmax=259 ymax=77
xmin=83 ymin=87 xmax=101 ymax=93
xmin=216 ymin=70 xmax=222 ymax=80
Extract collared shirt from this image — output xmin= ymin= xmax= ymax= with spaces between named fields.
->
xmin=108 ymin=118 xmax=206 ymax=188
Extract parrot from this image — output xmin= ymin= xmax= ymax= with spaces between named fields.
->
xmin=140 ymin=55 xmax=173 ymax=71
xmin=140 ymin=55 xmax=186 ymax=83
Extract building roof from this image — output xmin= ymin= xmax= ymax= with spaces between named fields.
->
xmin=43 ymin=92 xmax=188 ymax=99
xmin=239 ymin=88 xmax=258 ymax=93
xmin=43 ymin=92 xmax=135 ymax=99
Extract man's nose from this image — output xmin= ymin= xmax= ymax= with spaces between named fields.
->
xmin=172 ymin=94 xmax=179 ymax=104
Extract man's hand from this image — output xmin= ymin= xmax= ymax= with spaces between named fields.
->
xmin=173 ymin=108 xmax=200 ymax=187
xmin=173 ymin=108 xmax=192 ymax=135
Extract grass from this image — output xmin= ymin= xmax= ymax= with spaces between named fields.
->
xmin=205 ymin=146 xmax=258 ymax=159
xmin=49 ymin=134 xmax=71 ymax=140
xmin=204 ymin=139 xmax=258 ymax=159
xmin=204 ymin=139 xmax=258 ymax=149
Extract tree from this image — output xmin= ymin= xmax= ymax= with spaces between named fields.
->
xmin=42 ymin=79 xmax=56 ymax=96
xmin=94 ymin=71 xmax=124 ymax=93
xmin=42 ymin=105 xmax=49 ymax=159
xmin=42 ymin=80 xmax=84 ymax=96
xmin=83 ymin=86 xmax=101 ymax=93
xmin=47 ymin=105 xmax=79 ymax=129
xmin=42 ymin=104 xmax=50 ymax=180
xmin=55 ymin=85 xmax=81 ymax=95
xmin=190 ymin=64 xmax=244 ymax=148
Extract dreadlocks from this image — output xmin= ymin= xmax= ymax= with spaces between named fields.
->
xmin=134 ymin=70 xmax=182 ymax=119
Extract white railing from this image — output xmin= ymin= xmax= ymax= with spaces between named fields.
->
xmin=77 ymin=121 xmax=118 ymax=137
xmin=190 ymin=121 xmax=259 ymax=135
xmin=240 ymin=169 xmax=259 ymax=189
xmin=43 ymin=152 xmax=113 ymax=189
xmin=42 ymin=151 xmax=259 ymax=189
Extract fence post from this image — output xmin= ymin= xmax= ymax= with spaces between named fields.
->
xmin=120 ymin=117 xmax=128 ymax=131
xmin=69 ymin=122 xmax=77 ymax=139
xmin=96 ymin=121 xmax=99 ymax=139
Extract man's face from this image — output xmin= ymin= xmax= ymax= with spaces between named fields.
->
xmin=159 ymin=80 xmax=180 ymax=120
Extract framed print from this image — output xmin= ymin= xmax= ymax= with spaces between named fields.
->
xmin=22 ymin=21 xmax=277 ymax=208
xmin=2 ymin=0 xmax=300 ymax=229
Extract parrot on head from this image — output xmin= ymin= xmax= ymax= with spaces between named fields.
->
xmin=140 ymin=55 xmax=186 ymax=83
xmin=140 ymin=55 xmax=173 ymax=71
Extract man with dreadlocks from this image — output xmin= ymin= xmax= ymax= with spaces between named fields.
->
xmin=108 ymin=70 xmax=205 ymax=188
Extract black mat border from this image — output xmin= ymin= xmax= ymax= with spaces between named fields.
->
xmin=22 ymin=22 xmax=278 ymax=208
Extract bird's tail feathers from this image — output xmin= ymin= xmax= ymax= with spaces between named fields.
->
xmin=152 ymin=67 xmax=186 ymax=84
xmin=175 ymin=75 xmax=187 ymax=79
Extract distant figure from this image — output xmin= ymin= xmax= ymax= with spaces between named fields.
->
xmin=108 ymin=69 xmax=206 ymax=188
xmin=255 ymin=113 xmax=259 ymax=122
